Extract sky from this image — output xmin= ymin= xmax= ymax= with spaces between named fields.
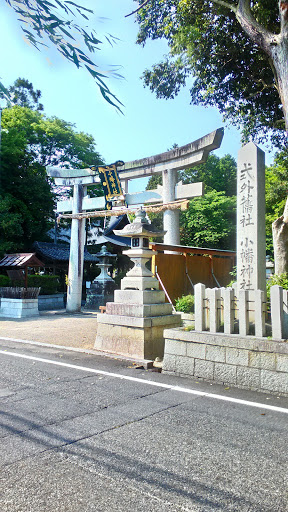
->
xmin=0 ymin=0 xmax=274 ymax=193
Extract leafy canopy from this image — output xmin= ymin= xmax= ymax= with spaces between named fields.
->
xmin=0 ymin=90 xmax=104 ymax=255
xmin=136 ymin=0 xmax=285 ymax=148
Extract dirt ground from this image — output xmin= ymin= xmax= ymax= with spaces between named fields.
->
xmin=0 ymin=311 xmax=98 ymax=350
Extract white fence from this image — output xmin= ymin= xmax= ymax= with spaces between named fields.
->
xmin=194 ymin=283 xmax=288 ymax=340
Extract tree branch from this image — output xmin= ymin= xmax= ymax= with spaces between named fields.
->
xmin=236 ymin=0 xmax=274 ymax=53
xmin=210 ymin=0 xmax=237 ymax=13
xmin=125 ymin=0 xmax=150 ymax=18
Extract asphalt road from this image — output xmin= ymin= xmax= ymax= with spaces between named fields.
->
xmin=0 ymin=338 xmax=287 ymax=512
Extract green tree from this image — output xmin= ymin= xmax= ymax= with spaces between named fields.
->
xmin=0 ymin=78 xmax=44 ymax=111
xmin=179 ymin=154 xmax=237 ymax=196
xmin=180 ymin=191 xmax=236 ymax=249
xmin=265 ymin=150 xmax=288 ymax=257
xmin=1 ymin=0 xmax=122 ymax=110
xmin=136 ymin=0 xmax=288 ymax=147
xmin=0 ymin=104 xmax=104 ymax=256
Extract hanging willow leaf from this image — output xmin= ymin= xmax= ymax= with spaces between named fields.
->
xmin=4 ymin=0 xmax=123 ymax=111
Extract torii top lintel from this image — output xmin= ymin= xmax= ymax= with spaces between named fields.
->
xmin=46 ymin=128 xmax=223 ymax=186
xmin=117 ymin=128 xmax=224 ymax=180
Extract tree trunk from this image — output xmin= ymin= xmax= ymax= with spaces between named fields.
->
xmin=270 ymin=39 xmax=288 ymax=275
xmin=271 ymin=41 xmax=288 ymax=132
xmin=272 ymin=198 xmax=288 ymax=275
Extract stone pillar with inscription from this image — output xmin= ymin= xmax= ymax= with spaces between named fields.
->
xmin=237 ymin=142 xmax=266 ymax=293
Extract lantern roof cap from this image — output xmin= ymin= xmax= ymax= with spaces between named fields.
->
xmin=98 ymin=245 xmax=116 ymax=258
xmin=113 ymin=209 xmax=165 ymax=238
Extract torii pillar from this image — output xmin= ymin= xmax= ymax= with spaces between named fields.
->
xmin=47 ymin=168 xmax=100 ymax=313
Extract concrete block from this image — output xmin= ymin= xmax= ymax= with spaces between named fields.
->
xmin=248 ymin=351 xmax=276 ymax=371
xmin=261 ymin=369 xmax=288 ymax=393
xmin=162 ymin=353 xmax=177 ymax=372
xmin=186 ymin=342 xmax=206 ymax=359
xmin=164 ymin=339 xmax=187 ymax=356
xmin=236 ymin=367 xmax=261 ymax=389
xmin=194 ymin=359 xmax=214 ymax=380
xmin=206 ymin=345 xmax=226 ymax=363
xmin=214 ymin=362 xmax=237 ymax=385
xmin=276 ymin=354 xmax=288 ymax=373
xmin=175 ymin=355 xmax=195 ymax=376
xmin=226 ymin=347 xmax=249 ymax=366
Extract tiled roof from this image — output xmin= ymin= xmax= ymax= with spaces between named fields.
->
xmin=33 ymin=242 xmax=99 ymax=263
xmin=0 ymin=253 xmax=44 ymax=268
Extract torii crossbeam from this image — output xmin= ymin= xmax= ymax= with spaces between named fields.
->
xmin=47 ymin=128 xmax=224 ymax=312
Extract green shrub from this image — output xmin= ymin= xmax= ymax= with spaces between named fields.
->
xmin=28 ymin=275 xmax=59 ymax=295
xmin=0 ymin=275 xmax=10 ymax=287
xmin=175 ymin=294 xmax=195 ymax=313
xmin=267 ymin=273 xmax=288 ymax=300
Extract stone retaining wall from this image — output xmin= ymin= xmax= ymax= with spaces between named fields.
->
xmin=38 ymin=294 xmax=64 ymax=311
xmin=163 ymin=328 xmax=288 ymax=395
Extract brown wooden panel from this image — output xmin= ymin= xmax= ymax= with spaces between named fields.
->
xmin=153 ymin=251 xmax=234 ymax=304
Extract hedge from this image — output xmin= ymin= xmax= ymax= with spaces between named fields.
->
xmin=0 ymin=274 xmax=59 ymax=295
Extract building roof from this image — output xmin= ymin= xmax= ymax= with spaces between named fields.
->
xmin=0 ymin=253 xmax=44 ymax=269
xmin=33 ymin=242 xmax=99 ymax=263
xmin=103 ymin=214 xmax=130 ymax=247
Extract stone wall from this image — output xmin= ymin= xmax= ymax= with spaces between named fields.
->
xmin=163 ymin=328 xmax=288 ymax=396
xmin=38 ymin=294 xmax=64 ymax=311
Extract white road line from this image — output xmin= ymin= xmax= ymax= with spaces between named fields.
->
xmin=0 ymin=349 xmax=288 ymax=414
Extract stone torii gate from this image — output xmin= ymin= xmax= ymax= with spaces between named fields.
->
xmin=47 ymin=128 xmax=224 ymax=313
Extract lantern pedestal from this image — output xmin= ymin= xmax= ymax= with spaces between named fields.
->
xmin=95 ymin=210 xmax=181 ymax=360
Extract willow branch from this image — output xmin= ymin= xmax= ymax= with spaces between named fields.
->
xmin=125 ymin=0 xmax=150 ymax=18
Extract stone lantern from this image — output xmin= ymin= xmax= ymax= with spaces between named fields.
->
xmin=85 ymin=245 xmax=117 ymax=311
xmin=113 ymin=209 xmax=165 ymax=291
xmin=94 ymin=209 xmax=181 ymax=361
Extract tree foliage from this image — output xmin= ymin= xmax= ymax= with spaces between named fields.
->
xmin=0 ymin=78 xmax=44 ymax=111
xmin=180 ymin=190 xmax=236 ymax=249
xmin=2 ymin=0 xmax=123 ymax=110
xmin=136 ymin=0 xmax=287 ymax=147
xmin=0 ymin=97 xmax=104 ymax=256
xmin=179 ymin=154 xmax=237 ymax=196
xmin=266 ymin=150 xmax=288 ymax=256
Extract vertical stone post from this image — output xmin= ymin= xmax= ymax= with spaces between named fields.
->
xmin=271 ymin=285 xmax=283 ymax=340
xmin=66 ymin=184 xmax=86 ymax=313
xmin=195 ymin=283 xmax=206 ymax=331
xmin=282 ymin=289 xmax=288 ymax=339
xmin=209 ymin=288 xmax=221 ymax=333
xmin=237 ymin=143 xmax=266 ymax=293
xmin=239 ymin=289 xmax=249 ymax=336
xmin=222 ymin=287 xmax=235 ymax=334
xmin=254 ymin=290 xmax=266 ymax=337
xmin=162 ymin=168 xmax=180 ymax=246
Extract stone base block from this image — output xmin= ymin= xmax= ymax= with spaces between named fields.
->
xmin=114 ymin=289 xmax=165 ymax=305
xmin=95 ymin=314 xmax=181 ymax=360
xmin=0 ymin=298 xmax=39 ymax=318
xmin=106 ymin=302 xmax=173 ymax=317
